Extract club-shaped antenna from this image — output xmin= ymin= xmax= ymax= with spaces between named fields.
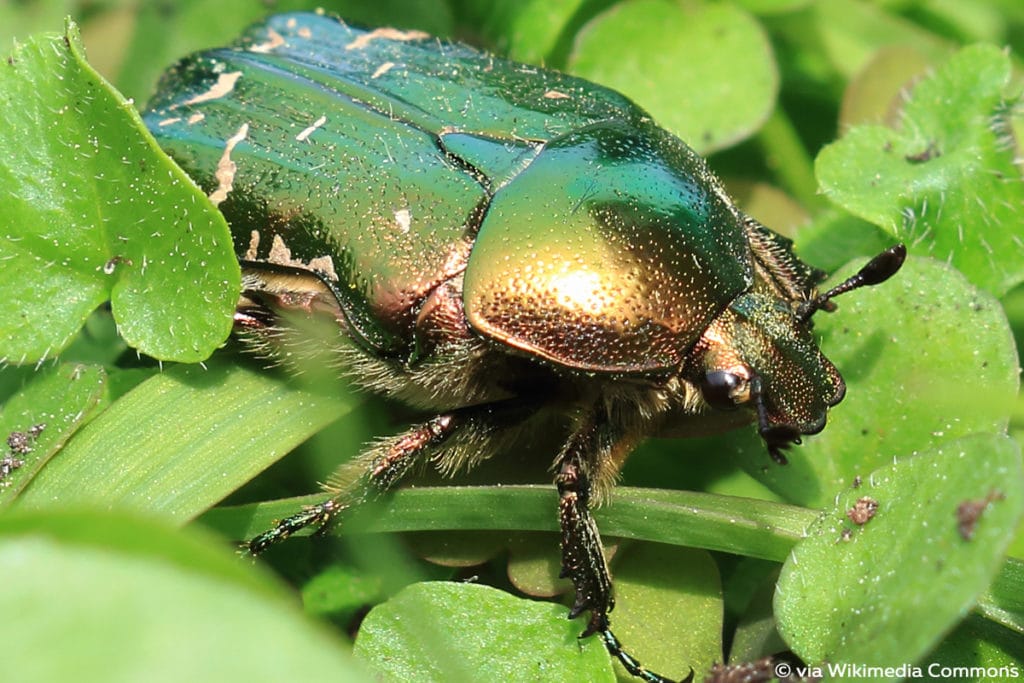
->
xmin=797 ymin=244 xmax=907 ymax=323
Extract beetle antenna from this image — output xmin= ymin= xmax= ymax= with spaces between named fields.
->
xmin=798 ymin=244 xmax=906 ymax=323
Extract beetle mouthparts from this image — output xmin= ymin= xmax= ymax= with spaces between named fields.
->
xmin=797 ymin=244 xmax=907 ymax=323
xmin=763 ymin=427 xmax=800 ymax=465
xmin=751 ymin=376 xmax=802 ymax=465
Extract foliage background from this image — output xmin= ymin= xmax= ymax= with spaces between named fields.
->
xmin=1 ymin=0 xmax=1023 ymax=681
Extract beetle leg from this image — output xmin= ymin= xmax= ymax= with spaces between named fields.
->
xmin=555 ymin=413 xmax=681 ymax=683
xmin=247 ymin=412 xmax=462 ymax=554
xmin=556 ymin=450 xmax=613 ymax=636
xmin=600 ymin=630 xmax=692 ymax=683
xmin=248 ymin=398 xmax=538 ymax=555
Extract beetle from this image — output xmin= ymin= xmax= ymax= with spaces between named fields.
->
xmin=143 ymin=12 xmax=905 ymax=682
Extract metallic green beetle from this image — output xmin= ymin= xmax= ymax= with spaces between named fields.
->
xmin=144 ymin=12 xmax=904 ymax=682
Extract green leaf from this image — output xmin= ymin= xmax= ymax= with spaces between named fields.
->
xmin=507 ymin=530 xmax=570 ymax=597
xmin=0 ymin=21 xmax=239 ymax=364
xmin=205 ymin=485 xmax=1024 ymax=631
xmin=59 ymin=309 xmax=128 ymax=366
xmin=736 ymin=256 xmax=1019 ymax=508
xmin=775 ymin=433 xmax=1024 ymax=673
xmin=115 ymin=0 xmax=455 ymax=103
xmin=0 ymin=1 xmax=77 ymax=50
xmin=609 ymin=545 xmax=722 ymax=682
xmin=13 ymin=360 xmax=354 ymax=522
xmin=728 ymin=568 xmax=786 ymax=662
xmin=734 ymin=0 xmax=812 ymax=14
xmin=768 ymin=0 xmax=951 ymax=93
xmin=568 ymin=0 xmax=777 ymax=153
xmin=353 ymin=581 xmax=615 ymax=682
xmin=301 ymin=562 xmax=386 ymax=623
xmin=924 ymin=615 xmax=1024 ymax=675
xmin=0 ymin=509 xmax=368 ymax=683
xmin=979 ymin=556 xmax=1024 ymax=635
xmin=0 ymin=363 xmax=107 ymax=504
xmin=468 ymin=0 xmax=584 ymax=64
xmin=792 ymin=209 xmax=894 ymax=274
xmin=817 ymin=44 xmax=1024 ymax=296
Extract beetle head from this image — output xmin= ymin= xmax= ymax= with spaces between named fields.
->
xmin=692 ymin=244 xmax=906 ymax=463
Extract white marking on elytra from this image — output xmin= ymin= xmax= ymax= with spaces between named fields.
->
xmin=266 ymin=235 xmax=339 ymax=281
xmin=176 ymin=71 xmax=242 ymax=109
xmin=157 ymin=117 xmax=181 ymax=127
xmin=543 ymin=90 xmax=570 ymax=100
xmin=395 ymin=208 xmax=412 ymax=233
xmin=244 ymin=230 xmax=260 ymax=260
xmin=372 ymin=61 xmax=395 ymax=79
xmin=345 ymin=28 xmax=429 ymax=51
xmin=296 ymin=115 xmax=327 ymax=142
xmin=209 ymin=123 xmax=249 ymax=206
xmin=187 ymin=112 xmax=205 ymax=125
xmin=249 ymin=28 xmax=285 ymax=53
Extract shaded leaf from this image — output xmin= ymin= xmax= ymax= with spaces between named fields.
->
xmin=924 ymin=614 xmax=1024 ymax=675
xmin=728 ymin=569 xmax=787 ymax=663
xmin=302 ymin=563 xmax=386 ymax=623
xmin=978 ymin=556 xmax=1024 ymax=635
xmin=508 ymin=531 xmax=570 ymax=598
xmin=0 ymin=509 xmax=367 ymax=683
xmin=408 ymin=529 xmax=505 ymax=567
xmin=792 ymin=209 xmax=894 ymax=274
xmin=838 ymin=45 xmax=931 ymax=129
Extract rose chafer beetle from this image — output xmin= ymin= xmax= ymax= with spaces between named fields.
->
xmin=143 ymin=12 xmax=905 ymax=682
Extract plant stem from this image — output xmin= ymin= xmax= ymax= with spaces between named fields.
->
xmin=202 ymin=485 xmax=816 ymax=561
xmin=200 ymin=484 xmax=1024 ymax=633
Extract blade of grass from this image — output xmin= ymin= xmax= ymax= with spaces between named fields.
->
xmin=13 ymin=360 xmax=355 ymax=521
xmin=201 ymin=485 xmax=816 ymax=561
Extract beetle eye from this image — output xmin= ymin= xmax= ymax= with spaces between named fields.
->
xmin=701 ymin=370 xmax=749 ymax=410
